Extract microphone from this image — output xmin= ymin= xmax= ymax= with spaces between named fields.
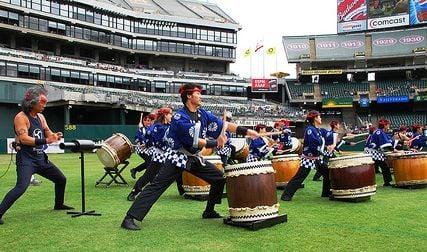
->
xmin=60 ymin=140 xmax=102 ymax=152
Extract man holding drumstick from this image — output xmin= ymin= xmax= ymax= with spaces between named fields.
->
xmin=121 ymin=84 xmax=258 ymax=230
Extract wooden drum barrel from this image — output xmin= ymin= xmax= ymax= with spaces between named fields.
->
xmin=96 ymin=133 xmax=133 ymax=168
xmin=329 ymin=154 xmax=376 ymax=201
xmin=391 ymin=152 xmax=427 ymax=187
xmin=182 ymin=155 xmax=223 ymax=196
xmin=271 ymin=154 xmax=300 ymax=187
xmin=224 ymin=161 xmax=279 ymax=222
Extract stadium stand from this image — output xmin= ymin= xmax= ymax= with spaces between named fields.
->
xmin=320 ymin=82 xmax=369 ymax=98
xmin=286 ymin=82 xmax=314 ymax=99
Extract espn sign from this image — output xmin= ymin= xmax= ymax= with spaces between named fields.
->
xmin=251 ymin=78 xmax=278 ymax=93
xmin=368 ymin=14 xmax=409 ymax=30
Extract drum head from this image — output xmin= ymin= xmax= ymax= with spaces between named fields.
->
xmin=395 ymin=151 xmax=427 ymax=159
xmin=230 ymin=138 xmax=246 ymax=151
xmin=96 ymin=145 xmax=118 ymax=168
xmin=290 ymin=137 xmax=300 ymax=152
xmin=272 ymin=154 xmax=299 ymax=161
xmin=203 ymin=155 xmax=222 ymax=163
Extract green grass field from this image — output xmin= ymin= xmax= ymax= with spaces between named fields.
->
xmin=0 ymin=153 xmax=426 ymax=251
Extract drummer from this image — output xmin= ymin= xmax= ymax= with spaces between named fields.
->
xmin=313 ymin=120 xmax=340 ymax=182
xmin=216 ymin=112 xmax=237 ymax=166
xmin=129 ymin=113 xmax=156 ymax=179
xmin=393 ymin=126 xmax=410 ymax=150
xmin=121 ymin=83 xmax=259 ymax=230
xmin=246 ymin=124 xmax=274 ymax=162
xmin=127 ymin=107 xmax=184 ymax=201
xmin=281 ymin=110 xmax=330 ymax=201
xmin=367 ymin=118 xmax=397 ymax=186
xmin=271 ymin=119 xmax=292 ymax=153
xmin=409 ymin=124 xmax=427 ymax=151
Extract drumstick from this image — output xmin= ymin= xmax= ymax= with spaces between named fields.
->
xmin=220 ymin=109 xmax=228 ymax=136
xmin=353 ymin=139 xmax=366 ymax=145
xmin=217 ymin=109 xmax=228 ymax=149
xmin=342 ymin=132 xmax=369 ymax=140
xmin=246 ymin=131 xmax=284 ymax=138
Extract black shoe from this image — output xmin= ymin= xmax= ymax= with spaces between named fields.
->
xmin=383 ymin=182 xmax=393 ymax=187
xmin=202 ymin=210 xmax=222 ymax=219
xmin=0 ymin=218 xmax=3 ymax=225
xmin=121 ymin=217 xmax=140 ymax=230
xmin=130 ymin=168 xmax=137 ymax=179
xmin=281 ymin=194 xmax=292 ymax=201
xmin=54 ymin=204 xmax=74 ymax=210
xmin=178 ymin=188 xmax=185 ymax=196
xmin=127 ymin=191 xmax=138 ymax=201
xmin=329 ymin=195 xmax=337 ymax=201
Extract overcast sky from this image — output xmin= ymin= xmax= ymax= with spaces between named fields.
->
xmin=211 ymin=0 xmax=338 ymax=78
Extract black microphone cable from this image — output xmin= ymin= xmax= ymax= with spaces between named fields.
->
xmin=0 ymin=142 xmax=15 ymax=179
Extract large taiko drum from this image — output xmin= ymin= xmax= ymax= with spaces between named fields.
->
xmin=230 ymin=138 xmax=249 ymax=161
xmin=390 ymin=152 xmax=427 ymax=187
xmin=224 ymin=161 xmax=279 ymax=222
xmin=182 ymin=155 xmax=223 ymax=196
xmin=329 ymin=154 xmax=376 ymax=200
xmin=96 ymin=133 xmax=133 ymax=168
xmin=271 ymin=154 xmax=300 ymax=187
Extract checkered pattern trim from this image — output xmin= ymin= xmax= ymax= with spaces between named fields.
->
xmin=166 ymin=149 xmax=188 ymax=169
xmin=322 ymin=150 xmax=334 ymax=158
xmin=151 ymin=147 xmax=168 ymax=164
xmin=136 ymin=146 xmax=156 ymax=156
xmin=135 ymin=145 xmax=144 ymax=155
xmin=217 ymin=146 xmax=232 ymax=157
xmin=364 ymin=147 xmax=372 ymax=155
xmin=370 ymin=149 xmax=385 ymax=161
xmin=246 ymin=154 xmax=259 ymax=163
xmin=301 ymin=157 xmax=317 ymax=169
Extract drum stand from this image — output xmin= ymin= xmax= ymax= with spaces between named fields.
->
xmin=223 ymin=214 xmax=287 ymax=231
xmin=95 ymin=161 xmax=129 ymax=187
xmin=67 ymin=152 xmax=101 ymax=218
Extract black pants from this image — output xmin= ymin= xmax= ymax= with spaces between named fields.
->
xmin=374 ymin=160 xmax=393 ymax=184
xmin=132 ymin=161 xmax=184 ymax=194
xmin=0 ymin=158 xmax=67 ymax=216
xmin=219 ymin=145 xmax=236 ymax=166
xmin=282 ymin=160 xmax=330 ymax=199
xmin=127 ymin=158 xmax=225 ymax=221
xmin=133 ymin=153 xmax=150 ymax=172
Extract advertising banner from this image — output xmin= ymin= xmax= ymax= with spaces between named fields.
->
xmin=6 ymin=138 xmax=64 ymax=154
xmin=282 ymin=37 xmax=310 ymax=61
xmin=371 ymin=28 xmax=426 ymax=56
xmin=410 ymin=0 xmax=427 ymax=25
xmin=359 ymin=97 xmax=370 ymax=107
xmin=322 ymin=97 xmax=353 ymax=108
xmin=301 ymin=69 xmax=343 ymax=75
xmin=414 ymin=95 xmax=427 ymax=102
xmin=315 ymin=33 xmax=365 ymax=59
xmin=367 ymin=0 xmax=409 ymax=30
xmin=251 ymin=78 xmax=278 ymax=93
xmin=377 ymin=95 xmax=409 ymax=103
xmin=337 ymin=0 xmax=368 ymax=33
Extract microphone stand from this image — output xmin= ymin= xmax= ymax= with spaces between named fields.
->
xmin=60 ymin=140 xmax=101 ymax=218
